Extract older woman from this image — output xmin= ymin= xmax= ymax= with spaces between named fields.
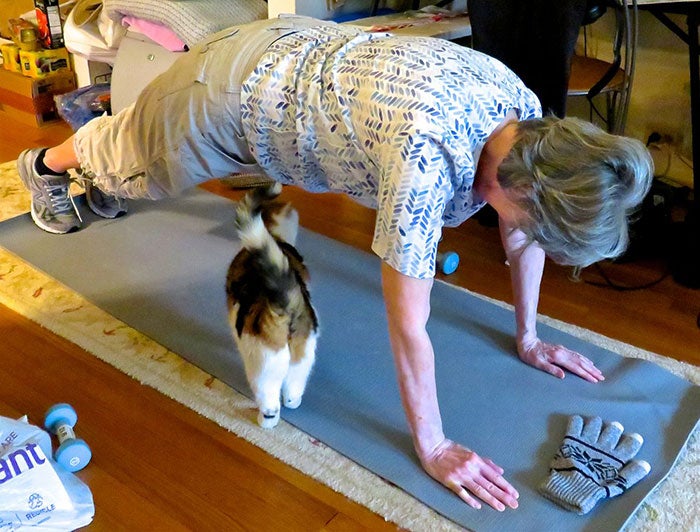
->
xmin=17 ymin=16 xmax=653 ymax=511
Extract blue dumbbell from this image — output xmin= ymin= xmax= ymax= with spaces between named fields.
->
xmin=44 ymin=403 xmax=92 ymax=473
xmin=437 ymin=251 xmax=460 ymax=275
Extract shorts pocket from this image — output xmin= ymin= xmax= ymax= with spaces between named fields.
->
xmin=153 ymin=28 xmax=242 ymax=102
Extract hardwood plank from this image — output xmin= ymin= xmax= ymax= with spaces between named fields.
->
xmin=0 ymin=115 xmax=73 ymax=164
xmin=322 ymin=513 xmax=378 ymax=531
xmin=0 ymin=303 xmax=397 ymax=531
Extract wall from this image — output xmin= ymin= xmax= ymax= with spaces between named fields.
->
xmin=569 ymin=8 xmax=693 ymax=187
xmin=632 ymin=12 xmax=692 ymax=146
xmin=0 ymin=0 xmax=35 ymax=39
xmin=267 ymin=0 xmax=395 ymax=20
xmin=267 ymin=0 xmax=467 ymax=22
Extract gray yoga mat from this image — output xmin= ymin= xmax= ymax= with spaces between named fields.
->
xmin=1 ymin=188 xmax=698 ymax=532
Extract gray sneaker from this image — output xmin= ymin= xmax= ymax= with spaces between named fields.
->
xmin=17 ymin=148 xmax=81 ymax=234
xmin=84 ymin=181 xmax=128 ymax=219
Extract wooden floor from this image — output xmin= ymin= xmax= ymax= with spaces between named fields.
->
xmin=1 ymin=115 xmax=698 ymax=531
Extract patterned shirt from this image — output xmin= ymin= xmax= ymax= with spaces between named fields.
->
xmin=241 ymin=24 xmax=541 ymax=279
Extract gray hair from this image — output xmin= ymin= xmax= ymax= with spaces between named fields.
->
xmin=497 ymin=116 xmax=654 ymax=267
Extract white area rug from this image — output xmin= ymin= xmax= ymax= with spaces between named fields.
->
xmin=0 ymin=160 xmax=697 ymax=531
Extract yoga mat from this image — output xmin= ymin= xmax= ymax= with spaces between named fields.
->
xmin=0 ymin=188 xmax=698 ymax=532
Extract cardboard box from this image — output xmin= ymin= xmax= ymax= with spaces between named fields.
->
xmin=19 ymin=46 xmax=69 ymax=78
xmin=1 ymin=43 xmax=22 ymax=72
xmin=0 ymin=68 xmax=75 ymax=126
xmin=34 ymin=0 xmax=63 ymax=48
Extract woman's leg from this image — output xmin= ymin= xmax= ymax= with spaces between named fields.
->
xmin=18 ymin=17 xmax=308 ymax=234
xmin=43 ymin=136 xmax=80 ymax=173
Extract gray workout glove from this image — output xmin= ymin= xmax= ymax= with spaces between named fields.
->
xmin=539 ymin=415 xmax=651 ymax=514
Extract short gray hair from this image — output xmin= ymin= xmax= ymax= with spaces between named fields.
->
xmin=498 ymin=116 xmax=654 ymax=267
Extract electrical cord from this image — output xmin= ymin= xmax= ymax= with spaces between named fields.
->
xmin=581 ymin=262 xmax=670 ymax=291
xmin=578 ymin=260 xmax=699 ymax=331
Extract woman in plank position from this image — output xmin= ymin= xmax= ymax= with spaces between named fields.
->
xmin=17 ymin=16 xmax=653 ymax=511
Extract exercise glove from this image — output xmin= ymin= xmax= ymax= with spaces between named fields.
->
xmin=539 ymin=414 xmax=651 ymax=514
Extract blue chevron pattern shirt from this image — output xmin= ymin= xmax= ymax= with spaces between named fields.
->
xmin=241 ymin=24 xmax=541 ymax=279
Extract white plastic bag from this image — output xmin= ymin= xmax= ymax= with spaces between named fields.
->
xmin=0 ymin=415 xmax=94 ymax=532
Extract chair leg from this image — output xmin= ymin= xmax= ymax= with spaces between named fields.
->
xmin=611 ymin=91 xmax=626 ymax=135
xmin=607 ymin=92 xmax=615 ymax=133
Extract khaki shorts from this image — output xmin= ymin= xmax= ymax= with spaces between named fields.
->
xmin=73 ymin=16 xmax=331 ymax=200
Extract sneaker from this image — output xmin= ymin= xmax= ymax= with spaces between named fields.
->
xmin=84 ymin=181 xmax=128 ymax=219
xmin=219 ymin=174 xmax=276 ymax=189
xmin=17 ymin=148 xmax=81 ymax=234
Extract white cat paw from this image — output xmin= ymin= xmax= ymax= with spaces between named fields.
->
xmin=258 ymin=410 xmax=280 ymax=428
xmin=283 ymin=396 xmax=302 ymax=409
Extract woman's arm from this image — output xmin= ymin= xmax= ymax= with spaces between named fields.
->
xmin=498 ymin=221 xmax=604 ymax=382
xmin=381 ymin=262 xmax=520 ymax=511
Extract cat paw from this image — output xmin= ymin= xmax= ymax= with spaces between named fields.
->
xmin=258 ymin=409 xmax=280 ymax=429
xmin=283 ymin=396 xmax=302 ymax=409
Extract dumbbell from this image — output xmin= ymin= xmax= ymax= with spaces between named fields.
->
xmin=44 ymin=403 xmax=92 ymax=473
xmin=437 ymin=251 xmax=460 ymax=275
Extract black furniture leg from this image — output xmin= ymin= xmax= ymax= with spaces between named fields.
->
xmin=670 ymin=9 xmax=700 ymax=289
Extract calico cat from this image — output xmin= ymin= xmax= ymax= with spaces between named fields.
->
xmin=225 ymin=184 xmax=318 ymax=428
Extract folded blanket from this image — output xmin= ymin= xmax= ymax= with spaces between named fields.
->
xmin=104 ymin=0 xmax=268 ymax=46
xmin=122 ymin=16 xmax=186 ymax=51
xmin=64 ymin=0 xmax=125 ymax=63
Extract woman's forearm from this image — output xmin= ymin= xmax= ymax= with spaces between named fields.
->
xmin=389 ymin=321 xmax=445 ymax=458
xmin=381 ymin=262 xmax=444 ymax=458
xmin=380 ymin=263 xmax=520 ymax=511
xmin=499 ymin=222 xmax=545 ymax=346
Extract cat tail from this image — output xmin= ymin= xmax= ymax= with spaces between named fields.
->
xmin=234 ymin=183 xmax=290 ymax=278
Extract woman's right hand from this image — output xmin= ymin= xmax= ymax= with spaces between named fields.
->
xmin=420 ymin=438 xmax=520 ymax=511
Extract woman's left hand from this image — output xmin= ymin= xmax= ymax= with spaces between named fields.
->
xmin=517 ymin=338 xmax=605 ymax=383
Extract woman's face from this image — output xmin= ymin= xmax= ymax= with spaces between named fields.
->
xmin=482 ymin=172 xmax=529 ymax=229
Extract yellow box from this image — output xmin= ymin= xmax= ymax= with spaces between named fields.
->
xmin=19 ymin=46 xmax=70 ymax=78
xmin=0 ymin=68 xmax=75 ymax=126
xmin=1 ymin=43 xmax=21 ymax=72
